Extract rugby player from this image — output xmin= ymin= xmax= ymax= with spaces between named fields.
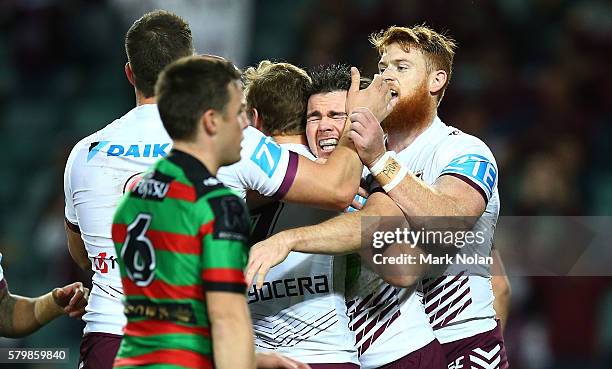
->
xmin=248 ymin=25 xmax=508 ymax=368
xmin=112 ymin=55 xmax=300 ymax=369
xmin=0 ymin=253 xmax=88 ymax=337
xmin=64 ymin=9 xmax=391 ymax=368
xmin=242 ymin=61 xmax=358 ymax=368
xmin=307 ymin=64 xmax=443 ymax=369
xmin=307 ymin=64 xmax=512 ymax=367
xmin=64 ymin=11 xmax=194 ymax=369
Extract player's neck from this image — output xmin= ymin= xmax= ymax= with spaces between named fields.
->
xmin=135 ymin=89 xmax=156 ymax=106
xmin=272 ymin=134 xmax=308 ymax=147
xmin=171 ymin=141 xmax=220 ymax=176
xmin=386 ymin=111 xmax=436 ymax=153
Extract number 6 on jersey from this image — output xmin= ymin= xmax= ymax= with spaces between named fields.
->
xmin=121 ymin=213 xmax=156 ymax=287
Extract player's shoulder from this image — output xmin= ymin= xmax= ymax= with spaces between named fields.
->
xmin=203 ymin=184 xmax=250 ymax=243
xmin=66 ymin=105 xmax=168 ymax=167
xmin=434 ymin=123 xmax=495 ymax=162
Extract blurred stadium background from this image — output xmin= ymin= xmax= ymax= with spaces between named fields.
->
xmin=0 ymin=0 xmax=611 ymax=368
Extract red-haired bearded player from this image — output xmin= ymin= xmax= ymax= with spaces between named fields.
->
xmin=248 ymin=25 xmax=509 ymax=369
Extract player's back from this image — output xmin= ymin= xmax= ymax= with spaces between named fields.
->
xmin=248 ymin=143 xmax=359 ymax=366
xmin=64 ymin=104 xmax=171 ymax=335
xmin=111 ymin=150 xmax=249 ymax=368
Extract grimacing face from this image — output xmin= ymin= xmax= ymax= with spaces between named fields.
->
xmin=377 ymin=42 xmax=430 ymax=104
xmin=218 ymin=81 xmax=247 ymax=166
xmin=305 ymin=91 xmax=347 ymax=159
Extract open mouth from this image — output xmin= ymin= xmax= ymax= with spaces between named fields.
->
xmin=318 ymin=138 xmax=339 ymax=153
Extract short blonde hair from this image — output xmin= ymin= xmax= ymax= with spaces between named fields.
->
xmin=243 ymin=60 xmax=312 ymax=135
xmin=370 ymin=25 xmax=457 ymax=100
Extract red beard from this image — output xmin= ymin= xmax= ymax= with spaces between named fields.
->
xmin=382 ymin=80 xmax=435 ymax=135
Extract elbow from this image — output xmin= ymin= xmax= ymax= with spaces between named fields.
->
xmin=492 ymin=275 xmax=512 ymax=301
xmin=329 ymin=183 xmax=358 ymax=210
xmin=77 ymin=258 xmax=91 ymax=271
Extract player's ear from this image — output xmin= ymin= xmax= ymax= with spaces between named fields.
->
xmin=125 ymin=62 xmax=136 ymax=87
xmin=429 ymin=70 xmax=447 ymax=95
xmin=251 ymin=108 xmax=263 ymax=131
xmin=201 ymin=109 xmax=218 ymax=136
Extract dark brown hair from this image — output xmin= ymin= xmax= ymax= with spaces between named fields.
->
xmin=125 ymin=10 xmax=194 ymax=98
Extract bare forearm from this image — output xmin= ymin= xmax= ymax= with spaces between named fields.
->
xmin=289 ymin=211 xmax=363 ymax=255
xmin=383 ymin=173 xmax=486 ymax=234
xmin=323 ymin=144 xmax=362 ymax=201
xmin=65 ymin=223 xmax=90 ymax=271
xmin=1 ymin=293 xmax=63 ymax=338
xmin=211 ymin=314 xmax=255 ymax=369
xmin=288 ymin=123 xmax=361 ymax=210
xmin=388 ymin=175 xmax=461 ymax=218
xmin=492 ymin=276 xmax=510 ymax=332
xmin=491 ymin=249 xmax=511 ymax=332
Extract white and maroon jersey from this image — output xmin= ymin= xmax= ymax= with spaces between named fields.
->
xmin=246 ymin=143 xmax=358 ymax=365
xmin=395 ymin=116 xmax=500 ymax=344
xmin=346 ymin=259 xmax=436 ymax=369
xmin=65 ymin=115 xmax=299 ymax=336
xmin=0 ymin=253 xmax=5 ymax=289
xmin=64 ymin=104 xmax=172 ymax=335
xmin=217 ymin=126 xmax=298 ymax=199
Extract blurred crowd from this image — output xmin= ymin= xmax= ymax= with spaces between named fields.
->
xmin=0 ymin=0 xmax=610 ymax=368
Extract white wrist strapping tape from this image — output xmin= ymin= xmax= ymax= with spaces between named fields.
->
xmin=383 ymin=165 xmax=408 ymax=192
xmin=369 ymin=151 xmax=396 ymax=176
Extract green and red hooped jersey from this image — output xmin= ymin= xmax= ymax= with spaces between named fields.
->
xmin=111 ymin=150 xmax=251 ymax=369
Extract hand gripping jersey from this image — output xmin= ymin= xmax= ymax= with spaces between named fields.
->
xmin=248 ymin=144 xmax=358 ymax=365
xmin=111 ymin=150 xmax=250 ymax=369
xmin=396 ymin=116 xmax=500 ymax=344
xmin=64 ymin=104 xmax=171 ymax=335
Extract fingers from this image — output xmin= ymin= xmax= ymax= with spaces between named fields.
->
xmin=369 ymin=73 xmax=384 ymax=91
xmin=286 ymin=356 xmax=311 ymax=369
xmin=348 ymin=67 xmax=361 ymax=94
xmin=65 ymin=284 xmax=89 ymax=319
xmin=349 ymin=119 xmax=366 ymax=135
xmin=350 ymin=107 xmax=376 ymax=119
xmin=277 ymin=354 xmax=311 ymax=369
xmin=357 ymin=186 xmax=370 ymax=198
xmin=67 ymin=287 xmax=83 ymax=307
xmin=245 ymin=258 xmax=261 ymax=287
xmin=256 ymin=262 xmax=272 ymax=290
xmin=347 ymin=130 xmax=364 ymax=149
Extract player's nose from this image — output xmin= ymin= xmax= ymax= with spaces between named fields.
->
xmin=317 ymin=117 xmax=334 ymax=132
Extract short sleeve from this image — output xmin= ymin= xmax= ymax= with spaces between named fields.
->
xmin=63 ymin=145 xmax=80 ymax=228
xmin=217 ymin=127 xmax=298 ymax=199
xmin=0 ymin=253 xmax=5 ymax=290
xmin=436 ymin=135 xmax=498 ymax=203
xmin=201 ymin=193 xmax=251 ymax=294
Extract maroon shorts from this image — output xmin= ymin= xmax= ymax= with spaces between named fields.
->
xmin=309 ymin=364 xmax=359 ymax=369
xmin=375 ymin=339 xmax=446 ymax=369
xmin=441 ymin=322 xmax=508 ymax=369
xmin=78 ymin=332 xmax=122 ymax=369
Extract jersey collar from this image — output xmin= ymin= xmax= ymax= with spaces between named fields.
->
xmin=167 ymin=149 xmax=213 ymax=181
xmin=398 ymin=116 xmax=446 ymax=155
